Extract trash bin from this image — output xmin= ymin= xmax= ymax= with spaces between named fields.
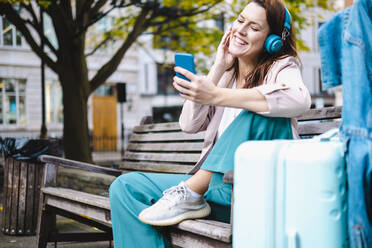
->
xmin=0 ymin=138 xmax=59 ymax=236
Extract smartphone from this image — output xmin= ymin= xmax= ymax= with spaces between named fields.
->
xmin=175 ymin=53 xmax=195 ymax=82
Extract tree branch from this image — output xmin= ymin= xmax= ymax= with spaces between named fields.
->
xmin=90 ymin=0 xmax=108 ymax=17
xmin=89 ymin=8 xmax=152 ymax=94
xmin=149 ymin=22 xmax=189 ymax=36
xmin=77 ymin=0 xmax=93 ymax=18
xmin=0 ymin=3 xmax=58 ymax=72
xmin=79 ymin=4 xmax=116 ymax=36
xmin=60 ymin=0 xmax=73 ymax=21
xmin=44 ymin=1 xmax=78 ymax=52
xmin=21 ymin=3 xmax=58 ymax=55
xmin=46 ymin=1 xmax=75 ymax=36
xmin=21 ymin=3 xmax=39 ymax=25
xmin=85 ymin=34 xmax=117 ymax=57
xmin=77 ymin=2 xmax=135 ymax=37
xmin=150 ymin=2 xmax=219 ymax=27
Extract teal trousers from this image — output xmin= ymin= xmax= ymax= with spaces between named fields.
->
xmin=109 ymin=172 xmax=231 ymax=248
xmin=109 ymin=111 xmax=293 ymax=248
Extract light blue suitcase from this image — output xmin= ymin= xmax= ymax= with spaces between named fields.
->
xmin=233 ymin=130 xmax=348 ymax=248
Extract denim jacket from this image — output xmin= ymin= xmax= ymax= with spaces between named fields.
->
xmin=319 ymin=0 xmax=372 ymax=247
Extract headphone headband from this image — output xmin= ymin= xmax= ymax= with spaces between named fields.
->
xmin=281 ymin=8 xmax=291 ymax=41
xmin=283 ymin=7 xmax=291 ymax=31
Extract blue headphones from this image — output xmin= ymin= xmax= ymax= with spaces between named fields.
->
xmin=264 ymin=7 xmax=291 ymax=54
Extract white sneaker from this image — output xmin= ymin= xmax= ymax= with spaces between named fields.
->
xmin=138 ymin=182 xmax=211 ymax=226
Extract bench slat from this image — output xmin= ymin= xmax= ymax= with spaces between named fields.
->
xmin=133 ymin=107 xmax=341 ymax=133
xmin=39 ymin=155 xmax=122 ymax=177
xmin=42 ymin=187 xmax=110 ymax=210
xmin=124 ymin=152 xmax=200 ymax=163
xmin=118 ymin=161 xmax=192 ymax=174
xmin=298 ymin=121 xmax=340 ymax=136
xmin=44 ymin=194 xmax=112 ymax=226
xmin=176 ymin=219 xmax=232 ymax=243
xmin=297 ymin=106 xmax=341 ymax=121
xmin=195 ymin=219 xmax=231 ymax=229
xmin=171 ymin=229 xmax=231 ymax=248
xmin=133 ymin=122 xmax=181 ymax=133
xmin=130 ymin=132 xmax=205 ymax=142
xmin=127 ymin=142 xmax=204 ymax=152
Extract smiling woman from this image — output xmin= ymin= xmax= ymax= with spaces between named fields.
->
xmin=109 ymin=1 xmax=311 ymax=247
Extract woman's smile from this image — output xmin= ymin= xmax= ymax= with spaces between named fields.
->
xmin=233 ymin=35 xmax=249 ymax=47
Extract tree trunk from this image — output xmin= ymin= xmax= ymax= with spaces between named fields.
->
xmin=57 ymin=30 xmax=92 ymax=162
xmin=60 ymin=71 xmax=91 ymax=163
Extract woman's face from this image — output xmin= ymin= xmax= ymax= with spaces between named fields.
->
xmin=228 ymin=2 xmax=270 ymax=61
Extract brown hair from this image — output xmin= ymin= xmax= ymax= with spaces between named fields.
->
xmin=230 ymin=0 xmax=298 ymax=89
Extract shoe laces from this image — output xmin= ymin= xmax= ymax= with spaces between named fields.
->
xmin=160 ymin=185 xmax=188 ymax=206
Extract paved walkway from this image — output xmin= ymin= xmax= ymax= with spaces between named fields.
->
xmin=0 ymin=193 xmax=112 ymax=248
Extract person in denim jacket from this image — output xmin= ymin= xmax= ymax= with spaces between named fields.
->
xmin=318 ymin=0 xmax=372 ymax=247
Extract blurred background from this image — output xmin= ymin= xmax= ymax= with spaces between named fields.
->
xmin=0 ymin=0 xmax=351 ymax=163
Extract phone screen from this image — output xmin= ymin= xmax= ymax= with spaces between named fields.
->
xmin=175 ymin=53 xmax=195 ymax=82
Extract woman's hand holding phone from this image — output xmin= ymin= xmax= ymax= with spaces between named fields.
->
xmin=173 ymin=66 xmax=219 ymax=106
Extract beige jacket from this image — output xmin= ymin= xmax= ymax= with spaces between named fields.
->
xmin=179 ymin=56 xmax=312 ymax=174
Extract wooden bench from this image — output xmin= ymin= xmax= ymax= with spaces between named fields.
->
xmin=36 ymin=106 xmax=341 ymax=248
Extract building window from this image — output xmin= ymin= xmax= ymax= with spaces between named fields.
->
xmin=157 ymin=63 xmax=177 ymax=95
xmin=46 ymin=80 xmax=63 ymax=124
xmin=0 ymin=17 xmax=22 ymax=47
xmin=0 ymin=78 xmax=26 ymax=125
xmin=94 ymin=84 xmax=115 ymax=96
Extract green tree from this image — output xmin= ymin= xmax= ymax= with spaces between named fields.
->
xmin=0 ymin=0 xmax=222 ymax=162
xmin=0 ymin=0 xmax=335 ymax=162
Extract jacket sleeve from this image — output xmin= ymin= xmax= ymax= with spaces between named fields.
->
xmin=179 ymin=100 xmax=215 ymax=133
xmin=254 ymin=58 xmax=312 ymax=118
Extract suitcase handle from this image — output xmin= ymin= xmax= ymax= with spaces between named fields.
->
xmin=287 ymin=229 xmax=298 ymax=248
xmin=313 ymin=128 xmax=339 ymax=141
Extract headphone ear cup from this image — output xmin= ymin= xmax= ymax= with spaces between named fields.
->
xmin=264 ymin=34 xmax=283 ymax=54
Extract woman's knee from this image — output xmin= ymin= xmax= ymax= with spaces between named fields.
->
xmin=109 ymin=172 xmax=143 ymax=199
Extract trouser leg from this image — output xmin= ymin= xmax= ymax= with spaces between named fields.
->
xmin=109 ymin=172 xmax=191 ymax=248
xmin=204 ymin=173 xmax=232 ymax=223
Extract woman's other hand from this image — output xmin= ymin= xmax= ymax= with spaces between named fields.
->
xmin=173 ymin=67 xmax=220 ymax=105
xmin=214 ymin=26 xmax=235 ymax=70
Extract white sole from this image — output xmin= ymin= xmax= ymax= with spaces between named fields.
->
xmin=138 ymin=204 xmax=211 ymax=226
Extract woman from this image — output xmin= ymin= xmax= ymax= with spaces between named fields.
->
xmin=109 ymin=0 xmax=311 ymax=247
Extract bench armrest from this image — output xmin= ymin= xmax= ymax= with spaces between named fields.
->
xmin=223 ymin=170 xmax=234 ymax=185
xmin=39 ymin=155 xmax=122 ymax=177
